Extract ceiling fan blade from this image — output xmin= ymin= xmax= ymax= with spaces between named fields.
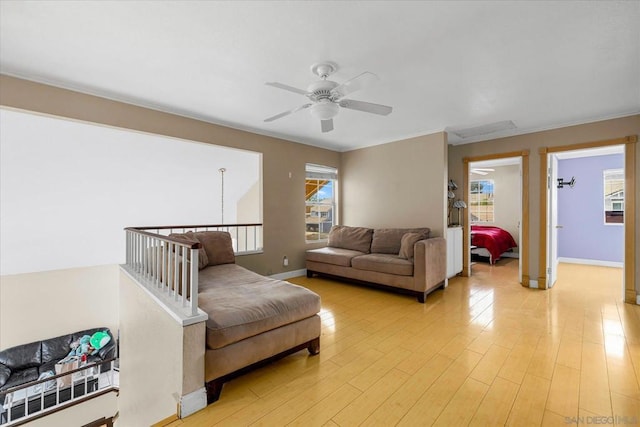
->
xmin=321 ymin=119 xmax=334 ymax=133
xmin=265 ymin=82 xmax=309 ymax=96
xmin=471 ymin=170 xmax=488 ymax=175
xmin=331 ymin=72 xmax=379 ymax=98
xmin=264 ymin=103 xmax=312 ymax=122
xmin=339 ymin=99 xmax=393 ymax=116
xmin=474 ymin=168 xmax=495 ymax=172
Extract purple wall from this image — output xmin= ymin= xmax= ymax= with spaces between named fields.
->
xmin=557 ymin=153 xmax=624 ymax=262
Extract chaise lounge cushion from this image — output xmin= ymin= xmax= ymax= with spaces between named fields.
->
xmin=199 ymin=264 xmax=321 ymax=350
xmin=193 ymin=231 xmax=236 ymax=266
xmin=370 ymin=228 xmax=430 ymax=254
xmin=327 ymin=225 xmax=373 ymax=253
xmin=351 ymin=254 xmax=414 ymax=276
xmin=306 ymin=247 xmax=365 ymax=267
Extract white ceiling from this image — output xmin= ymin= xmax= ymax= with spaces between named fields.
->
xmin=1 ymin=1 xmax=638 ymax=152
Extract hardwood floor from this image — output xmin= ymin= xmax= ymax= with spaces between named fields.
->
xmin=173 ymin=261 xmax=640 ymax=426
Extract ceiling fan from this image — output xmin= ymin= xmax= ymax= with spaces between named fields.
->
xmin=470 ymin=168 xmax=495 ymax=175
xmin=264 ymin=62 xmax=393 ymax=133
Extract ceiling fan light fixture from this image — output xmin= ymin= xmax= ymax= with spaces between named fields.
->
xmin=310 ymin=101 xmax=339 ymax=120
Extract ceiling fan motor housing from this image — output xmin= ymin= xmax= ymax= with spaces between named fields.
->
xmin=307 ymin=80 xmax=339 ymax=102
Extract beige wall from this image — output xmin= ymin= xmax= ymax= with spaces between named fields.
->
xmin=448 ymin=115 xmax=640 ymax=291
xmin=471 ymin=164 xmax=521 ymax=249
xmin=0 ymin=74 xmax=340 ymax=277
xmin=341 ymin=132 xmax=448 ymax=237
xmin=0 ymin=264 xmax=119 ymax=349
xmin=26 ymin=393 xmax=118 ymax=427
xmin=119 ymin=269 xmax=205 ymax=426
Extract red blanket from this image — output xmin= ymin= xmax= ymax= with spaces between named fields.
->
xmin=471 ymin=225 xmax=517 ymax=264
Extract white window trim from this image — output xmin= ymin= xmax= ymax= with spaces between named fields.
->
xmin=305 ymin=164 xmax=338 ymax=243
xmin=469 ymin=179 xmax=495 ymax=224
xmin=604 ymin=168 xmax=624 ymax=226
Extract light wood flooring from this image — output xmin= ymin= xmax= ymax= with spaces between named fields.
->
xmin=172 ymin=261 xmax=640 ymax=426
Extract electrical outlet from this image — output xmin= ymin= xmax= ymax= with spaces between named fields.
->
xmin=283 ymin=256 xmax=288 ymax=266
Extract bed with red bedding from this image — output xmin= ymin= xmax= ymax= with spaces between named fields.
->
xmin=471 ymin=225 xmax=517 ymax=264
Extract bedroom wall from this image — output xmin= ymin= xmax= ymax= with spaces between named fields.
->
xmin=471 ymin=164 xmax=520 ymax=250
xmin=448 ymin=114 xmax=640 ymax=293
xmin=341 ymin=132 xmax=448 ymax=238
xmin=557 ymin=153 xmax=624 ymax=264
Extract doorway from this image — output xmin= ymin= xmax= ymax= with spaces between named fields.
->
xmin=540 ymin=135 xmax=636 ymax=304
xmin=545 ymin=146 xmax=624 ymax=289
xmin=468 ymin=157 xmax=523 ymax=283
xmin=462 ymin=150 xmax=530 ymax=286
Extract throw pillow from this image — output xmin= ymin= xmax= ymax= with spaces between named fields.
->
xmin=168 ymin=232 xmax=209 ymax=270
xmin=327 ymin=225 xmax=374 ymax=253
xmin=398 ymin=232 xmax=424 ymax=260
xmin=192 ymin=231 xmax=236 ymax=266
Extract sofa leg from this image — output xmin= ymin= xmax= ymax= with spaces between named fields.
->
xmin=306 ymin=270 xmax=314 ymax=278
xmin=417 ymin=292 xmax=427 ymax=303
xmin=205 ymin=380 xmax=224 ymax=404
xmin=307 ymin=337 xmax=320 ymax=355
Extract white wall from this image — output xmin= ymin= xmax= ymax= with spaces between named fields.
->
xmin=0 ymin=108 xmax=261 ymax=275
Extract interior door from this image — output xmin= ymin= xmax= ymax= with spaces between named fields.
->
xmin=547 ymin=154 xmax=559 ymax=287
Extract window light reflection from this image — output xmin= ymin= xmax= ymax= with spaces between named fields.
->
xmin=319 ymin=308 xmax=336 ymax=333
xmin=604 ymin=334 xmax=624 ymax=359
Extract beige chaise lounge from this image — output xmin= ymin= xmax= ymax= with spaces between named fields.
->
xmin=306 ymin=225 xmax=446 ymax=303
xmin=170 ymin=231 xmax=321 ymax=403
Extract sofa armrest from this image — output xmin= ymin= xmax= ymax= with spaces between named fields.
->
xmin=413 ymin=237 xmax=446 ymax=293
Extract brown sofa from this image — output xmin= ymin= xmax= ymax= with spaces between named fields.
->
xmin=168 ymin=231 xmax=321 ymax=403
xmin=306 ymin=225 xmax=446 ymax=303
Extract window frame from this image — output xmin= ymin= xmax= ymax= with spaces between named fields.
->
xmin=603 ymin=168 xmax=624 ymax=226
xmin=469 ymin=179 xmax=495 ymax=223
xmin=305 ymin=164 xmax=338 ymax=242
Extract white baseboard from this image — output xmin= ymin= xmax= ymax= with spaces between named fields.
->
xmin=179 ymin=387 xmax=206 ymax=418
xmin=270 ymin=269 xmax=307 ymax=280
xmin=558 ymin=257 xmax=623 ymax=268
xmin=529 ymin=280 xmax=539 ymax=289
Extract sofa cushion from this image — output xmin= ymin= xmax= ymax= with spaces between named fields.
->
xmin=351 ymin=254 xmax=414 ymax=276
xmin=0 ymin=341 xmax=41 ymax=370
xmin=399 ymin=232 xmax=424 ymax=260
xmin=169 ymin=232 xmax=209 ymax=269
xmin=328 ymin=225 xmax=373 ymax=253
xmin=198 ymin=264 xmax=321 ymax=350
xmin=41 ymin=334 xmax=73 ymax=364
xmin=0 ymin=364 xmax=10 ymax=388
xmin=370 ymin=228 xmax=430 ymax=254
xmin=39 ymin=360 xmax=58 ymax=376
xmin=193 ymin=231 xmax=236 ymax=266
xmin=306 ymin=247 xmax=365 ymax=267
xmin=0 ymin=367 xmax=39 ymax=392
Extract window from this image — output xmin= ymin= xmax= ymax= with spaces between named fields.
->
xmin=604 ymin=168 xmax=624 ymax=224
xmin=305 ymin=164 xmax=337 ymax=241
xmin=469 ymin=179 xmax=494 ymax=223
